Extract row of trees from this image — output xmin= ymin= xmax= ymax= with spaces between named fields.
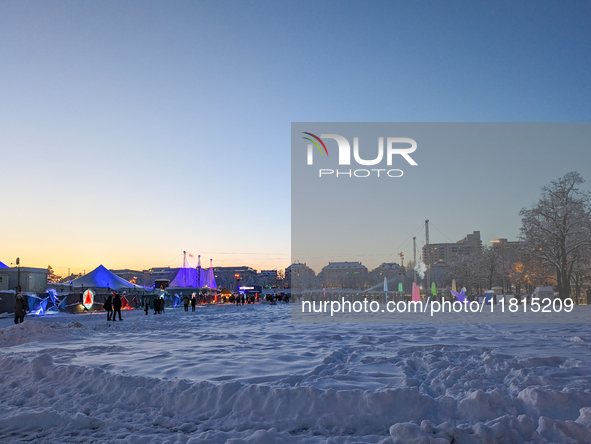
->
xmin=446 ymin=246 xmax=513 ymax=294
xmin=519 ymin=172 xmax=591 ymax=300
xmin=449 ymin=172 xmax=591 ymax=300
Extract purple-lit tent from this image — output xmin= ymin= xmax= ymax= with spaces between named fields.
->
xmin=196 ymin=255 xmax=207 ymax=287
xmin=207 ymin=259 xmax=217 ymax=289
xmin=0 ymin=261 xmax=8 ymax=268
xmin=170 ymin=267 xmax=198 ymax=287
xmin=170 ymin=255 xmax=217 ymax=289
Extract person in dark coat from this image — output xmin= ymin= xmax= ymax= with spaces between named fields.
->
xmin=104 ymin=294 xmax=113 ymax=321
xmin=144 ymin=298 xmax=150 ymax=315
xmin=183 ymin=294 xmax=190 ymax=312
xmin=154 ymin=296 xmax=159 ymax=314
xmin=14 ymin=294 xmax=27 ymax=324
xmin=160 ymin=296 xmax=165 ymax=314
xmin=112 ymin=292 xmax=122 ymax=321
xmin=191 ymin=295 xmax=196 ymax=311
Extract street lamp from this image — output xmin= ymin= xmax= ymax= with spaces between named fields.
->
xmin=234 ymin=274 xmax=241 ymax=304
xmin=16 ymin=257 xmax=20 ymax=293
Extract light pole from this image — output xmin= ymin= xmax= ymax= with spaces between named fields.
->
xmin=235 ymin=274 xmax=241 ymax=303
xmin=491 ymin=240 xmax=506 ymax=295
xmin=16 ymin=257 xmax=20 ymax=293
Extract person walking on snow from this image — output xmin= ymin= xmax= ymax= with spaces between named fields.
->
xmin=183 ymin=294 xmax=190 ymax=312
xmin=14 ymin=293 xmax=27 ymax=324
xmin=191 ymin=295 xmax=196 ymax=311
xmin=104 ymin=294 xmax=113 ymax=321
xmin=113 ymin=292 xmax=123 ymax=321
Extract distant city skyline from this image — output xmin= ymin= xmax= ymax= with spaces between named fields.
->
xmin=291 ymin=122 xmax=591 ymax=274
xmin=1 ymin=2 xmax=590 ymax=275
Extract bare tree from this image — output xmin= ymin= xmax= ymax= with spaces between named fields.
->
xmin=480 ymin=247 xmax=502 ymax=290
xmin=47 ymin=265 xmax=58 ymax=283
xmin=292 ymin=272 xmax=319 ymax=291
xmin=570 ymin=244 xmax=591 ymax=304
xmin=447 ymin=245 xmax=518 ymax=295
xmin=447 ymin=252 xmax=480 ymax=289
xmin=519 ymin=172 xmax=591 ymax=300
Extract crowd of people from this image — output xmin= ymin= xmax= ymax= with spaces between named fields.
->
xmin=228 ymin=294 xmax=256 ymax=305
xmin=142 ymin=295 xmax=167 ymax=315
xmin=10 ymin=290 xmax=287 ymax=325
xmin=264 ymin=293 xmax=290 ymax=304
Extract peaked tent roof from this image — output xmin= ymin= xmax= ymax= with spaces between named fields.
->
xmin=169 ymin=267 xmax=197 ymax=287
xmin=0 ymin=261 xmax=8 ymax=268
xmin=70 ymin=265 xmax=140 ymax=291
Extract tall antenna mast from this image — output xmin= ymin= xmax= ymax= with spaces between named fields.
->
xmin=425 ymin=220 xmax=430 ymax=291
xmin=413 ymin=236 xmax=417 ymax=284
xmin=183 ymin=251 xmax=187 ymax=287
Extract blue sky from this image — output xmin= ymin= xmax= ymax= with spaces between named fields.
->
xmin=1 ymin=1 xmax=590 ymax=274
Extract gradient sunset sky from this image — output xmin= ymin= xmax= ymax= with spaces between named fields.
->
xmin=1 ymin=1 xmax=590 ymax=275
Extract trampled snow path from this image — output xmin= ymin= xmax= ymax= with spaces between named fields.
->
xmin=1 ymin=304 xmax=591 ymax=443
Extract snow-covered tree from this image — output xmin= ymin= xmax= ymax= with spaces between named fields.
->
xmin=519 ymin=172 xmax=591 ymax=300
xmin=510 ymin=250 xmax=554 ymax=294
xmin=570 ymin=243 xmax=591 ymax=304
xmin=47 ymin=265 xmax=58 ymax=283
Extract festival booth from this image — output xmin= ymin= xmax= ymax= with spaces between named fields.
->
xmin=0 ymin=265 xmax=51 ymax=315
xmin=219 ymin=288 xmax=233 ymax=303
xmin=64 ymin=265 xmax=146 ymax=312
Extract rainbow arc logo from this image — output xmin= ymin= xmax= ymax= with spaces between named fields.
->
xmin=302 ymin=132 xmax=328 ymax=156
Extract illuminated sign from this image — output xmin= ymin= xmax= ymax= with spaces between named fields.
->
xmin=82 ymin=289 xmax=95 ymax=310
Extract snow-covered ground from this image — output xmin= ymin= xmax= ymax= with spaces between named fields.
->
xmin=1 ymin=304 xmax=591 ymax=443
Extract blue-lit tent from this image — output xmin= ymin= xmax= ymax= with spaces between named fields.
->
xmin=0 ymin=261 xmax=8 ymax=268
xmin=70 ymin=265 xmax=141 ymax=291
